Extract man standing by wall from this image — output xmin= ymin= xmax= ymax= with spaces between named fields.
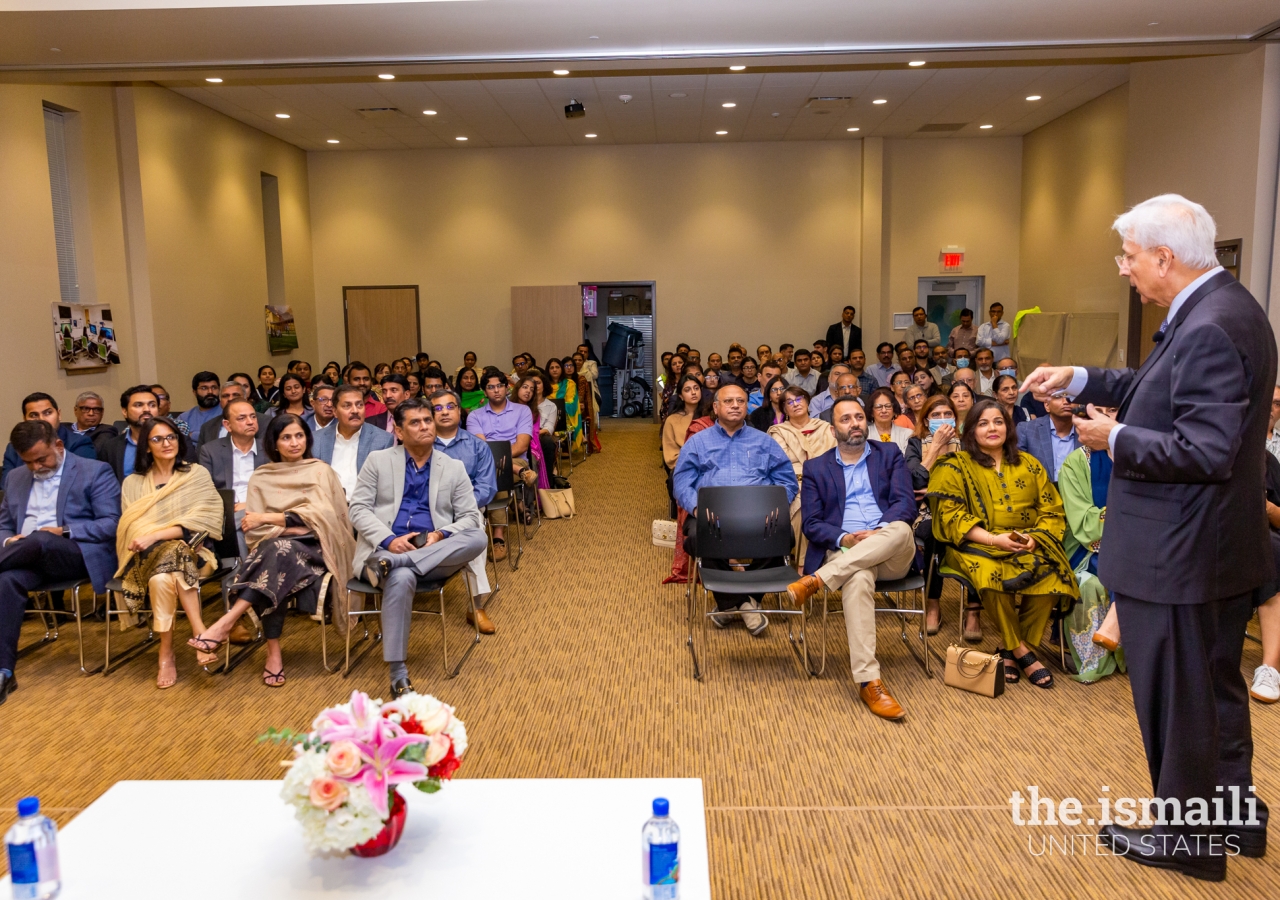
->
xmin=825 ymin=306 xmax=862 ymax=359
xmin=1024 ymin=194 xmax=1275 ymax=882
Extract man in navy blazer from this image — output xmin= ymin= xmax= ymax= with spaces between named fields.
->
xmin=1015 ymin=394 xmax=1080 ymax=482
xmin=1026 ymin=195 xmax=1276 ymax=880
xmin=312 ymin=385 xmax=394 ymax=499
xmin=0 ymin=420 xmax=120 ymax=703
xmin=787 ymin=397 xmax=917 ymax=720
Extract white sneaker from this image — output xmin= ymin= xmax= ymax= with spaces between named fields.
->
xmin=709 ymin=608 xmax=730 ymax=629
xmin=740 ymin=599 xmax=768 ymax=636
xmin=1250 ymin=665 xmax=1280 ymax=703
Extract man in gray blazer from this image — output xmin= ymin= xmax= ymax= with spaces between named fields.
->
xmin=1014 ymin=394 xmax=1079 ymax=482
xmin=348 ymin=398 xmax=488 ymax=699
xmin=313 ymin=385 xmax=394 ymax=499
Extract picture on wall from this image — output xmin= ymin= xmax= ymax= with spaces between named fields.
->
xmin=53 ymin=303 xmax=120 ymax=370
xmin=265 ymin=304 xmax=299 ymax=353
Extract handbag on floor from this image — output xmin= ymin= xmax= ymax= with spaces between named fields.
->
xmin=943 ymin=644 xmax=1005 ymax=697
xmin=652 ymin=519 xmax=678 ymax=548
xmin=538 ymin=487 xmax=575 ymax=519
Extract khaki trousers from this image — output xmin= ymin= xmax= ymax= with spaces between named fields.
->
xmin=814 ymin=520 xmax=915 ymax=683
xmin=148 ymin=572 xmax=199 ymax=633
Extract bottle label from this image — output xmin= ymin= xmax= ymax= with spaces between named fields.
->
xmin=648 ymin=842 xmax=679 ymax=885
xmin=7 ymin=842 xmax=38 ymax=885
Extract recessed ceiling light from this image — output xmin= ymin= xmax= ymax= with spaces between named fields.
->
xmin=378 ymin=73 xmax=395 ymax=80
xmin=908 ymin=61 xmax=926 ymax=67
xmin=553 ymin=69 xmax=570 ymax=76
xmin=1148 ymin=21 xmax=1159 ymax=26
xmin=715 ymin=130 xmax=728 ymax=135
xmin=456 ymin=136 xmax=467 ymax=141
xmin=980 ymin=124 xmax=994 ymax=129
xmin=589 ymin=35 xmax=599 ymax=40
xmin=327 ymin=139 xmax=340 ymax=144
xmin=1026 ymin=95 xmax=1042 ymax=101
xmin=275 ymin=113 xmax=290 ymax=119
xmin=669 ymin=92 xmax=687 ymax=98
xmin=722 ymin=102 xmax=736 ymax=108
xmin=872 ymin=99 xmax=888 ymax=105
xmin=729 ymin=65 xmax=746 ymax=71
xmin=847 ymin=127 xmax=860 ymax=132
xmin=585 ymin=133 xmax=597 ymax=138
xmin=205 ymin=77 xmax=223 ymax=83
xmin=50 ymin=48 xmax=60 ymax=52
xmin=423 ymin=109 xmax=437 ymax=115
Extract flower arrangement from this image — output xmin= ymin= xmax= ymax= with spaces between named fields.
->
xmin=264 ymin=690 xmax=467 ymax=856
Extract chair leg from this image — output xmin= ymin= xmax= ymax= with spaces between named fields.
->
xmin=441 ymin=571 xmax=482 ymax=679
xmin=101 ymin=590 xmax=158 ymax=675
xmin=506 ymin=496 xmax=523 ymax=571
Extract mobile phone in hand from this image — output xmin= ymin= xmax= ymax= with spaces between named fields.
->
xmin=1008 ymin=531 xmax=1030 ymax=546
xmin=410 ymin=531 xmax=431 ymax=549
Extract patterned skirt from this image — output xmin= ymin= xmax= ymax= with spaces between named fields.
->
xmin=228 ymin=535 xmax=324 ymax=615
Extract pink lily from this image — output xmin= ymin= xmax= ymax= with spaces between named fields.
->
xmin=348 ymin=724 xmax=428 ymax=818
xmin=314 ymin=691 xmax=382 ymax=745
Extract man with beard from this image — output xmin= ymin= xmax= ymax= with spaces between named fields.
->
xmin=175 ymin=371 xmax=222 ymax=434
xmin=787 ymin=397 xmax=917 ymax=720
xmin=0 ymin=393 xmax=97 ymax=485
xmin=97 ymin=386 xmax=159 ymax=482
xmin=0 ymin=419 xmax=120 ymax=704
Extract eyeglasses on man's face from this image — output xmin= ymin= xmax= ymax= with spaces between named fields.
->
xmin=433 ymin=403 xmax=459 ymax=413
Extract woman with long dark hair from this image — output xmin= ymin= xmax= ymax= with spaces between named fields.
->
xmin=457 ymin=367 xmax=485 ymax=411
xmin=272 ymin=372 xmax=311 ymax=419
xmin=993 ymin=374 xmax=1030 ymax=424
xmin=748 ymin=375 xmax=788 ymax=431
xmin=927 ymin=399 xmax=1078 ymax=688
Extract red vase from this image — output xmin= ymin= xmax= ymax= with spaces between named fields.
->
xmin=351 ymin=790 xmax=407 ymax=858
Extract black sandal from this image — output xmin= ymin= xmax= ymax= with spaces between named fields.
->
xmin=262 ymin=669 xmax=286 ymax=688
xmin=997 ymin=649 xmax=1020 ymax=683
xmin=1016 ymin=651 xmax=1054 ymax=689
xmin=188 ymin=634 xmax=225 ymax=666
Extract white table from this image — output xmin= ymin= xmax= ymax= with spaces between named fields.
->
xmin=2 ymin=778 xmax=709 ymax=899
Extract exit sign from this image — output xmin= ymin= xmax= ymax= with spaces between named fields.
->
xmin=939 ymin=246 xmax=965 ymax=273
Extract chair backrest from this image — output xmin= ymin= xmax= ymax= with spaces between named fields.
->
xmin=211 ymin=489 xmax=241 ymax=561
xmin=486 ymin=440 xmax=515 ymax=492
xmin=551 ymin=398 xmax=567 ymax=432
xmin=694 ymin=485 xmax=792 ymax=560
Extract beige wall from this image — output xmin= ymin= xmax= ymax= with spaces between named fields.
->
xmin=879 ymin=137 xmax=1023 ymax=337
xmin=132 ymin=85 xmax=318 ymax=403
xmin=308 ymin=142 xmax=862 ymax=370
xmin=1019 ymin=85 xmax=1130 ymax=325
xmin=0 ymin=83 xmax=136 ymax=420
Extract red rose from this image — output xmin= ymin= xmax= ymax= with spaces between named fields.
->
xmin=427 ymin=744 xmax=461 ymax=780
xmin=400 ymin=715 xmax=426 ymax=735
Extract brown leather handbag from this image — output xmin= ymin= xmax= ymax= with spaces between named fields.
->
xmin=944 ymin=644 xmax=1005 ymax=697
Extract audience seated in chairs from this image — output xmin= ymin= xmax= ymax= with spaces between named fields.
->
xmin=0 ymin=420 xmax=121 ymax=705
xmin=866 ymin=388 xmax=912 ymax=453
xmin=312 ymin=385 xmax=394 ymax=500
xmin=513 ymin=374 xmax=553 ymax=497
xmin=430 ymin=389 xmax=499 ymax=635
xmin=176 ymin=371 xmax=223 ymax=435
xmin=272 ymin=373 xmax=311 ymax=422
xmin=992 ymin=374 xmax=1030 ymax=425
xmin=926 ymin=399 xmax=1079 ymax=689
xmin=466 ymin=370 xmax=535 ymax=562
xmin=149 ymin=385 xmax=184 ymax=435
xmin=345 ymin=362 xmax=386 ymax=421
xmin=0 ymin=392 xmax=97 ymax=486
xmin=903 ymin=395 xmax=966 ymax=637
xmin=895 ymin=384 xmax=927 ymax=430
xmin=673 ymin=383 xmax=797 ymax=636
xmin=768 ymin=386 xmax=835 ymax=572
xmin=98 ymin=386 xmax=160 ymax=483
xmin=114 ymin=417 xmax=224 ymax=689
xmin=349 ymin=398 xmax=490 ymax=698
xmin=1016 ymin=392 xmax=1079 ymax=482
xmin=786 ymin=397 xmax=918 ymax=720
xmin=457 ymin=367 xmax=484 ymax=412
xmin=195 ymin=381 xmax=247 ymax=450
xmin=304 ymin=383 xmax=336 ymax=432
xmin=808 ymin=364 xmax=850 ymax=418
xmin=188 ymin=414 xmax=355 ymax=688
xmin=817 ymin=372 xmax=862 ymax=424
xmin=528 ymin=372 xmax=561 ymax=482
xmin=947 ymin=380 xmax=976 ymax=431
xmin=70 ymin=390 xmax=119 ymax=456
xmin=255 ymin=365 xmax=280 ymax=411
xmin=748 ymin=375 xmax=788 ymax=431
xmin=547 ymin=359 xmax=581 ymax=447
xmin=197 ymin=399 xmax=267 ymax=556
xmin=1057 ymin=407 xmax=1126 ymax=683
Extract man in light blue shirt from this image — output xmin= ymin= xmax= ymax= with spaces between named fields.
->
xmin=869 ymin=342 xmax=901 ymax=388
xmin=673 ymin=383 xmax=797 ymax=635
xmin=175 ymin=371 xmax=223 ymax=434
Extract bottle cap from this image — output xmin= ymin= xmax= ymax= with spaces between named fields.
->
xmin=17 ymin=797 xmax=39 ymax=817
xmin=652 ymin=797 xmax=669 ymax=817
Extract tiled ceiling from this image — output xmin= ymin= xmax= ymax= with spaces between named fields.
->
xmin=169 ymin=63 xmax=1130 ymax=151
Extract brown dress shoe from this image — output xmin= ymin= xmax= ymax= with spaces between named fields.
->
xmin=228 ymin=621 xmax=254 ymax=645
xmin=859 ymin=679 xmax=906 ymax=720
xmin=786 ymin=575 xmax=823 ymax=607
xmin=491 ymin=540 xmax=508 ymax=562
xmin=467 ymin=608 xmax=497 ymax=635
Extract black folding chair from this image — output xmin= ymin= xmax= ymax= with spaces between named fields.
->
xmin=485 ymin=440 xmax=524 ymax=571
xmin=685 ymin=485 xmax=807 ymax=680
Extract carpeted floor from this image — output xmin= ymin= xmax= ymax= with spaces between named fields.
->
xmin=1 ymin=418 xmax=1276 ymax=897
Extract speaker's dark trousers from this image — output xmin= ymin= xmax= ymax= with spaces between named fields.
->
xmin=0 ymin=531 xmax=89 ymax=672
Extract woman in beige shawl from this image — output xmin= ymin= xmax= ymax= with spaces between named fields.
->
xmin=768 ymin=385 xmax=836 ymax=573
xmin=188 ymin=414 xmax=354 ymax=687
xmin=115 ymin=417 xmax=224 ymax=688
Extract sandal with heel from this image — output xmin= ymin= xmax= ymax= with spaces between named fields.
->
xmin=997 ymin=649 xmax=1020 ymax=683
xmin=1016 ymin=650 xmax=1053 ymax=689
xmin=963 ymin=603 xmax=983 ymax=643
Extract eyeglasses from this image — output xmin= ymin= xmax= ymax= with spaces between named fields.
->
xmin=433 ymin=403 xmax=459 ymax=412
xmin=148 ymin=434 xmax=179 ymax=445
xmin=784 ymin=398 xmax=806 ymax=407
xmin=75 ymin=406 xmax=103 ymax=413
xmin=872 ymin=403 xmax=895 ymax=412
xmin=152 ymin=394 xmax=169 ymax=402
xmin=1115 ymin=248 xmax=1157 ymax=270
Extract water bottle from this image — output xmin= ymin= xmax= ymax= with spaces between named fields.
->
xmin=5 ymin=798 xmax=60 ymax=900
xmin=641 ymin=797 xmax=679 ymax=900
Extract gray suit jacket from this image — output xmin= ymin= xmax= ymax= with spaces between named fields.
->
xmin=312 ymin=421 xmax=394 ymax=473
xmin=197 ymin=436 xmax=268 ymax=493
xmin=1015 ymin=415 xmax=1077 ymax=482
xmin=348 ymin=446 xmax=484 ymax=574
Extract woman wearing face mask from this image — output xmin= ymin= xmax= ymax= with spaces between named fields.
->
xmin=993 ymin=374 xmax=1030 ymax=425
xmin=927 ymin=400 xmax=1078 ymax=687
xmin=905 ymin=396 xmax=963 ymax=635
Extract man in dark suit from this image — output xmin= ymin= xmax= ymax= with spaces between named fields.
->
xmin=195 ymin=381 xmax=248 ymax=450
xmin=0 ymin=420 xmax=120 ymax=704
xmin=1025 ymin=194 xmax=1275 ymax=881
xmin=97 ymin=386 xmax=159 ymax=482
xmin=787 ymin=397 xmax=916 ymax=721
xmin=0 ymin=393 xmax=97 ymax=485
xmin=313 ymin=385 xmax=395 ymax=499
xmin=197 ymin=398 xmax=266 ymax=550
xmin=1015 ymin=394 xmax=1079 ymax=482
xmin=824 ymin=305 xmax=862 ymax=359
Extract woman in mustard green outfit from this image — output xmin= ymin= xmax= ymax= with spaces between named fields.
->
xmin=928 ymin=399 xmax=1079 ymax=688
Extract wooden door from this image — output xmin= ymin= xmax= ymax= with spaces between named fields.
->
xmin=511 ymin=285 xmax=582 ymax=367
xmin=344 ymin=286 xmax=421 ymax=365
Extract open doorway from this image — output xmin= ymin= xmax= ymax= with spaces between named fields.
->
xmin=916 ymin=277 xmax=984 ymax=347
xmin=582 ymin=281 xmax=657 ymax=419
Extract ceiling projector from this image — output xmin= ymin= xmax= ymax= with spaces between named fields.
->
xmin=565 ymin=100 xmax=586 ymax=118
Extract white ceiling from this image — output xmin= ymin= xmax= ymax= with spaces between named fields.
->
xmin=171 ymin=63 xmax=1131 ymax=150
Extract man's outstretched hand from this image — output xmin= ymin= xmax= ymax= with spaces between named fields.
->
xmin=1020 ymin=366 xmax=1076 ymax=401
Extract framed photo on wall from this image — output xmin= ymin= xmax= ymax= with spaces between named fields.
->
xmin=53 ymin=303 xmax=120 ymax=370
xmin=266 ymin=304 xmax=299 ymax=353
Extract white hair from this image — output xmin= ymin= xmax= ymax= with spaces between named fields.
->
xmin=74 ymin=390 xmax=102 ymax=405
xmin=1112 ymin=193 xmax=1217 ymax=269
